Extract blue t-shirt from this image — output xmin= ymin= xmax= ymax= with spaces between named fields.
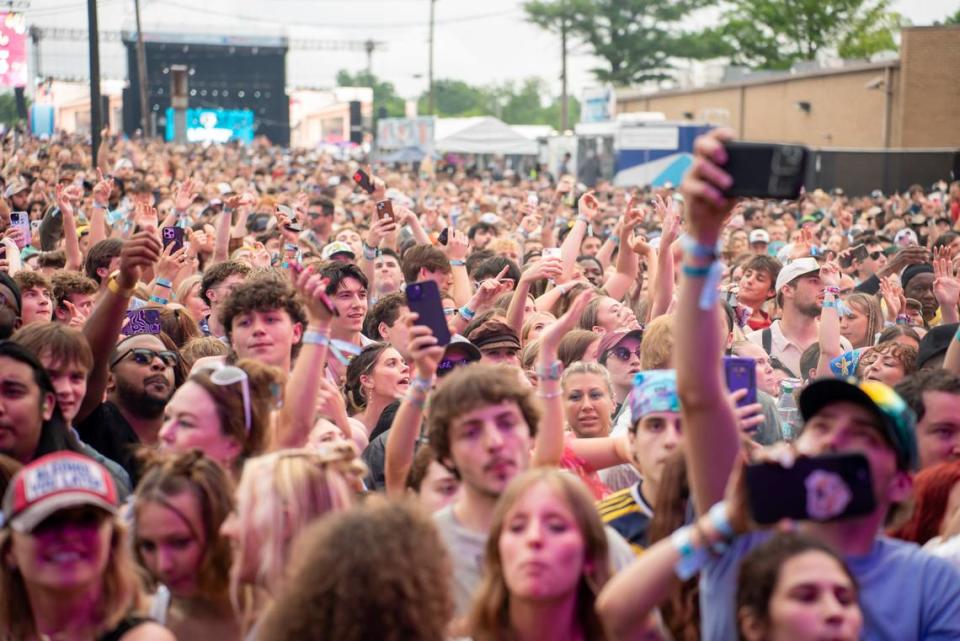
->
xmin=701 ymin=532 xmax=960 ymax=641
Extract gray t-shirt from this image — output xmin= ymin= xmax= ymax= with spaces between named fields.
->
xmin=701 ymin=532 xmax=960 ymax=641
xmin=434 ymin=502 xmax=636 ymax=616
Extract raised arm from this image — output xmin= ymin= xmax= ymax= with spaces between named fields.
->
xmin=506 ymin=257 xmax=562 ymax=335
xmin=385 ymin=317 xmax=444 ymax=496
xmin=558 ymin=192 xmax=599 ymax=282
xmin=933 ymin=249 xmax=960 ymax=325
xmin=55 ymin=183 xmax=83 ymax=271
xmin=815 ymin=261 xmax=843 ymax=376
xmin=274 ymin=265 xmax=335 ymax=449
xmin=649 ymin=197 xmax=681 ymax=320
xmin=531 ymin=290 xmax=593 ymax=467
xmin=602 ymin=202 xmax=643 ymax=301
xmin=89 ymin=170 xmax=113 ymax=247
xmin=77 ymin=232 xmax=162 ymax=423
xmin=675 ymin=129 xmax=741 ymax=514
xmin=445 ymin=229 xmax=472 ymax=307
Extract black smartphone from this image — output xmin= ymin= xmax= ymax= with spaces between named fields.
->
xmin=723 ymin=356 xmax=757 ymax=407
xmin=353 ymin=169 xmax=375 ymax=194
xmin=122 ymin=309 xmax=162 ymax=336
xmin=376 ymin=199 xmax=395 ymax=224
xmin=840 ymin=243 xmax=868 ymax=268
xmin=745 ymin=453 xmax=875 ymax=525
xmin=722 ymin=141 xmax=809 ymax=200
xmin=161 ymin=226 xmax=185 ymax=253
xmin=405 ymin=280 xmax=451 ymax=347
xmin=438 ymin=227 xmax=449 ymax=246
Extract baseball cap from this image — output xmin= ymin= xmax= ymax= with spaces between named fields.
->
xmin=321 ymin=241 xmax=356 ymax=261
xmin=3 ymin=178 xmax=28 ymax=198
xmin=916 ymin=322 xmax=956 ymax=369
xmin=1 ymin=452 xmax=119 ymax=533
xmin=437 ymin=335 xmax=482 ymax=377
xmin=798 ymin=378 xmax=918 ymax=470
xmin=775 ymin=257 xmax=820 ymax=293
xmin=749 ymin=229 xmax=770 ymax=245
xmin=597 ymin=329 xmax=643 ymax=365
xmin=628 ymin=370 xmax=680 ymax=424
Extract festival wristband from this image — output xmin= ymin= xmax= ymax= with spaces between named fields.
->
xmin=682 ymin=263 xmax=712 ymax=278
xmin=459 ymin=305 xmax=476 ymax=320
xmin=897 ymin=314 xmax=910 ymax=326
xmin=671 ymin=526 xmax=710 ymax=580
xmin=450 ymin=259 xmax=466 ymax=267
xmin=155 ymin=278 xmax=172 ymax=289
xmin=680 ymin=235 xmax=721 ymax=262
xmin=410 ymin=376 xmax=433 ymax=394
xmin=302 ymin=330 xmax=331 ymax=346
xmin=823 ymin=286 xmax=840 ymax=296
xmin=708 ymin=501 xmax=735 ymax=540
xmin=822 ymin=299 xmax=837 ymax=309
xmin=148 ymin=295 xmax=168 ymax=305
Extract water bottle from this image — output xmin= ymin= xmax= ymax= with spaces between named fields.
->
xmin=776 ymin=378 xmax=802 ymax=441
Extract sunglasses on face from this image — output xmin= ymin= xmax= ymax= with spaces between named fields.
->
xmin=609 ymin=346 xmax=642 ymax=362
xmin=868 ymin=251 xmax=884 ymax=260
xmin=111 ymin=348 xmax=179 ymax=369
xmin=308 ymin=210 xmax=333 ymax=219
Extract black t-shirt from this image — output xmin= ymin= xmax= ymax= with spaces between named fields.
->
xmin=76 ymin=401 xmax=143 ymax=486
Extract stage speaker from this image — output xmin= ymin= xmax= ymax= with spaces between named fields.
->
xmin=349 ymin=100 xmax=363 ymax=144
xmin=14 ymin=87 xmax=27 ymax=120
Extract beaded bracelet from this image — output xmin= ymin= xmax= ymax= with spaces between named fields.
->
xmin=823 ymin=286 xmax=840 ymax=296
xmin=537 ymin=389 xmax=562 ymax=400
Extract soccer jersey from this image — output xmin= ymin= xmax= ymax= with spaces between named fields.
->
xmin=597 ymin=480 xmax=654 ymax=555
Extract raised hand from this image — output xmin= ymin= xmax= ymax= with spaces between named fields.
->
xmin=520 ymin=256 xmax=563 ymax=285
xmin=174 ymin=177 xmax=200 ymax=212
xmin=819 ymin=260 xmax=841 ymax=288
xmin=933 ymin=251 xmax=960 ymax=310
xmin=117 ymin=231 xmax=163 ymax=290
xmin=878 ymin=274 xmax=904 ymax=321
xmin=577 ymin=191 xmax=601 ymax=222
xmin=92 ymin=168 xmax=114 ymax=207
xmin=403 ymin=312 xmax=446 ymax=377
xmin=680 ymin=128 xmax=736 ymax=245
xmin=292 ymin=263 xmax=336 ymax=325
xmin=540 ymin=289 xmax=593 ymax=354
xmin=155 ymin=242 xmax=188 ymax=281
xmin=365 ymin=215 xmax=397 ymax=251
xmin=445 ymin=229 xmax=469 ymax=262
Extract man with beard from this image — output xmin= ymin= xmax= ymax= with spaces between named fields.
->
xmin=75 ymin=231 xmax=171 ymax=484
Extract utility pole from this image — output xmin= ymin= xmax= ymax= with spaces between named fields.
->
xmin=427 ymin=0 xmax=436 ymax=114
xmin=560 ymin=13 xmax=568 ymax=132
xmin=364 ymin=39 xmax=375 ymax=77
xmin=87 ymin=0 xmax=102 ymax=168
xmin=133 ymin=0 xmax=150 ymax=136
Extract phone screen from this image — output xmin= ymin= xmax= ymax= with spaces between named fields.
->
xmin=122 ymin=309 xmax=162 ymax=336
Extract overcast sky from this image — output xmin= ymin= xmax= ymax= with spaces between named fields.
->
xmin=25 ymin=0 xmax=960 ymax=99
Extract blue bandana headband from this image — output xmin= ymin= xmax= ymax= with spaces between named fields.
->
xmin=629 ymin=370 xmax=680 ymax=423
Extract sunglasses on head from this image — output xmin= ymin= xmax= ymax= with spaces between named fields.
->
xmin=111 ymin=347 xmax=178 ymax=368
xmin=208 ymin=365 xmax=252 ymax=433
xmin=609 ymin=346 xmax=642 ymax=362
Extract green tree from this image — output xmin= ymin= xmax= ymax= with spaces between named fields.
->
xmin=713 ymin=0 xmax=904 ymax=70
xmin=524 ymin=0 xmax=711 ymax=86
xmin=945 ymin=9 xmax=960 ymax=25
xmin=0 ymin=92 xmax=28 ymax=126
xmin=417 ymin=79 xmax=488 ymax=117
xmin=335 ymin=70 xmax=405 ymax=119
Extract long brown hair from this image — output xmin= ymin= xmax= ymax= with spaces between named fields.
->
xmin=468 ymin=468 xmax=611 ymax=641
xmin=133 ymin=450 xmax=235 ymax=601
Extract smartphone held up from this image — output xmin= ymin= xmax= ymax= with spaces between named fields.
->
xmin=721 ymin=141 xmax=809 ymax=200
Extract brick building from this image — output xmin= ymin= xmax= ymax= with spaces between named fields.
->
xmin=616 ymin=26 xmax=960 ymax=150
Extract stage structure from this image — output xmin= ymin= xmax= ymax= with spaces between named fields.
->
xmin=122 ymin=33 xmax=289 ymax=145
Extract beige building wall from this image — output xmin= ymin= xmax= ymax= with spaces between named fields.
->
xmin=897 ymin=26 xmax=960 ymax=148
xmin=616 ymin=26 xmax=960 ymax=150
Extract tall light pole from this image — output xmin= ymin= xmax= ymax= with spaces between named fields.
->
xmin=87 ymin=0 xmax=102 ymax=167
xmin=560 ymin=13 xmax=568 ymax=131
xmin=427 ymin=0 xmax=436 ymax=114
xmin=133 ymin=0 xmax=150 ymax=136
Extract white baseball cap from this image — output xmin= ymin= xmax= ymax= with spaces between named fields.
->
xmin=775 ymin=257 xmax=821 ymax=292
xmin=749 ymin=229 xmax=770 ymax=244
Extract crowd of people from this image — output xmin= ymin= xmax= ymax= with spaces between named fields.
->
xmin=0 ymin=126 xmax=959 ymax=641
